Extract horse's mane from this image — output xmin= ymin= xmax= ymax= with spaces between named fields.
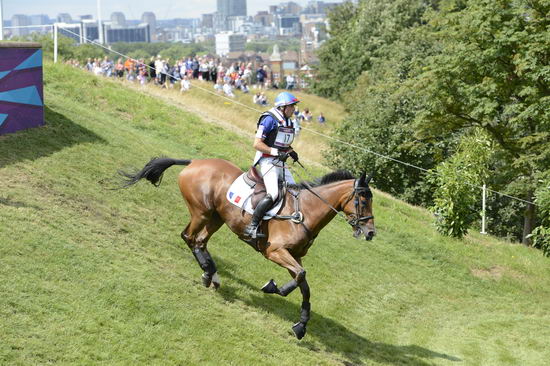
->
xmin=290 ymin=169 xmax=355 ymax=190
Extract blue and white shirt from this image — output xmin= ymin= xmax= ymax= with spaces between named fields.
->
xmin=254 ymin=107 xmax=295 ymax=165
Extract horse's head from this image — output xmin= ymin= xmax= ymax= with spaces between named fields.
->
xmin=343 ymin=172 xmax=376 ymax=241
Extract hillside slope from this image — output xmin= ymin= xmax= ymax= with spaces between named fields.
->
xmin=0 ymin=62 xmax=549 ymax=366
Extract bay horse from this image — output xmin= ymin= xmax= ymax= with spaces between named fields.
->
xmin=121 ymin=157 xmax=375 ymax=339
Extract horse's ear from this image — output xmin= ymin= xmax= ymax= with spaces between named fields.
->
xmin=358 ymin=172 xmax=366 ymax=185
xmin=366 ymin=173 xmax=373 ymax=185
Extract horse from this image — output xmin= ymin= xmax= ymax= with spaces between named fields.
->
xmin=120 ymin=157 xmax=375 ymax=339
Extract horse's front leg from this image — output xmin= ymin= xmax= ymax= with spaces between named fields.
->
xmin=262 ymin=248 xmax=310 ymax=339
xmin=293 ymin=261 xmax=310 ymax=340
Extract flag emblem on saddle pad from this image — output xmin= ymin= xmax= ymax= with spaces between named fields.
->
xmin=229 ymin=192 xmax=241 ymax=203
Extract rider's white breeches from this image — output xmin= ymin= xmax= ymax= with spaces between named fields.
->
xmin=258 ymin=157 xmax=295 ymax=201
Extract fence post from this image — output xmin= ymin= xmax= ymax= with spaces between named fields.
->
xmin=53 ymin=24 xmax=58 ymax=63
xmin=481 ymin=183 xmax=487 ymax=234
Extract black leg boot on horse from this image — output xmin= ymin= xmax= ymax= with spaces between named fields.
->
xmin=244 ymin=195 xmax=274 ymax=239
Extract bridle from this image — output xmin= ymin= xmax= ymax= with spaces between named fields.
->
xmin=286 ymin=165 xmax=374 ymax=235
xmin=345 ymin=180 xmax=374 ymax=231
xmin=298 ymin=177 xmax=374 ymax=230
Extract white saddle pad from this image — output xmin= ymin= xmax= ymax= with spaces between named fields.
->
xmin=226 ymin=173 xmax=284 ymax=219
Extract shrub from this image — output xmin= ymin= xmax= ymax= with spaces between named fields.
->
xmin=428 ymin=130 xmax=492 ymax=238
xmin=528 ymin=175 xmax=550 ymax=256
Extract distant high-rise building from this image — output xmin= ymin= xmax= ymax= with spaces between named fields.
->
xmin=215 ymin=32 xmax=246 ymax=56
xmin=104 ymin=24 xmax=150 ymax=43
xmin=254 ymin=11 xmax=272 ymax=27
xmin=57 ymin=13 xmax=73 ymax=23
xmin=216 ymin=0 xmax=247 ymax=31
xmin=201 ymin=14 xmax=214 ymax=29
xmin=57 ymin=23 xmax=81 ymax=42
xmin=303 ymin=1 xmax=339 ymax=15
xmin=110 ymin=12 xmax=126 ymax=28
xmin=141 ymin=12 xmax=157 ymax=41
xmin=277 ymin=2 xmax=302 ymax=15
xmin=278 ymin=15 xmax=301 ymax=36
xmin=11 ymin=15 xmax=30 ymax=36
xmin=226 ymin=16 xmax=248 ymax=33
xmin=27 ymin=14 xmax=50 ymax=34
xmin=217 ymin=0 xmax=247 ymax=17
xmin=82 ymin=19 xmax=99 ymax=42
xmin=80 ymin=15 xmax=93 ymax=20
xmin=29 ymin=14 xmax=49 ymax=26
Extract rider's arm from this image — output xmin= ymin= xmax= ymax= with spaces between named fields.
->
xmin=253 ymin=138 xmax=277 ymax=156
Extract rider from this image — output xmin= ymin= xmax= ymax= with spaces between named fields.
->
xmin=243 ymin=91 xmax=300 ymax=239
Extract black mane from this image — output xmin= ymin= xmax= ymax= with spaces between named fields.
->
xmin=290 ymin=170 xmax=355 ymax=190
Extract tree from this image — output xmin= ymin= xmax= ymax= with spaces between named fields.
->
xmin=311 ymin=0 xmax=359 ymax=98
xmin=413 ymin=0 xmax=550 ymax=243
xmin=428 ymin=130 xmax=492 ymax=238
xmin=312 ymin=0 xmax=439 ymax=99
xmin=325 ymin=28 xmax=446 ymax=205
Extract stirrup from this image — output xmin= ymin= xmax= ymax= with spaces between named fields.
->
xmin=245 ymin=225 xmax=265 ymax=239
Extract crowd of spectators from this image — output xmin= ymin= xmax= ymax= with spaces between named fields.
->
xmin=66 ymin=55 xmax=326 ymax=128
xmin=67 ymin=55 xmax=282 ymax=93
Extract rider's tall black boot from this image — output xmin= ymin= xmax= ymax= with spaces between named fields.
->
xmin=244 ymin=195 xmax=274 ymax=239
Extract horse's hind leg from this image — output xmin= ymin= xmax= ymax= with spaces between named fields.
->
xmin=181 ymin=212 xmax=223 ymax=289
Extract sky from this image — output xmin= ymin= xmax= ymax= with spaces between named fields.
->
xmin=3 ymin=0 xmax=344 ymax=20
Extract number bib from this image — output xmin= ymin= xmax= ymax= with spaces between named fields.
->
xmin=274 ymin=127 xmax=294 ymax=149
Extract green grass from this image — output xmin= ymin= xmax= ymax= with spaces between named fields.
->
xmin=1 ymin=62 xmax=549 ymax=365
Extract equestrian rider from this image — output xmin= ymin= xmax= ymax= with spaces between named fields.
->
xmin=243 ymin=92 xmax=300 ymax=239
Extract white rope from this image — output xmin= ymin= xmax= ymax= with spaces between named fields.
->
xmin=56 ymin=26 xmax=537 ymax=206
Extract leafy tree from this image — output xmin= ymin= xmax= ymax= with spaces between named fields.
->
xmin=428 ymin=130 xmax=492 ymax=238
xmin=245 ymin=41 xmax=270 ymax=53
xmin=528 ymin=172 xmax=550 ymax=256
xmin=126 ymin=49 xmax=152 ymax=62
xmin=312 ymin=0 xmax=439 ymax=99
xmin=109 ymin=41 xmax=214 ymax=62
xmin=72 ymin=43 xmax=106 ymax=61
xmin=414 ymin=0 xmax=550 ymax=243
xmin=325 ymin=25 xmax=446 ymax=205
xmin=24 ymin=33 xmax=78 ymax=60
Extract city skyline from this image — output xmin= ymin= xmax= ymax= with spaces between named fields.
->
xmin=2 ymin=0 xmax=345 ymax=21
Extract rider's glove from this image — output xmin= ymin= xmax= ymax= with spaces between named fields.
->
xmin=289 ymin=151 xmax=299 ymax=162
xmin=277 ymin=151 xmax=289 ymax=162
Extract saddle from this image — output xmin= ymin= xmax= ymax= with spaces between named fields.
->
xmin=243 ymin=166 xmax=285 ymax=209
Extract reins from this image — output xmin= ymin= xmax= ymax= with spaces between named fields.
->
xmin=286 ymin=162 xmax=373 ymax=229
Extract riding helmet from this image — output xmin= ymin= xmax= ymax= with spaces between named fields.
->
xmin=274 ymin=92 xmax=300 ymax=107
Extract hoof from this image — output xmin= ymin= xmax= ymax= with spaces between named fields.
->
xmin=201 ymin=273 xmax=212 ymax=288
xmin=292 ymin=322 xmax=307 ymax=340
xmin=261 ymin=279 xmax=278 ymax=294
xmin=211 ymin=273 xmax=221 ymax=290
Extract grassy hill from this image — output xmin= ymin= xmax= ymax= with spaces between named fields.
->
xmin=0 ymin=62 xmax=549 ymax=365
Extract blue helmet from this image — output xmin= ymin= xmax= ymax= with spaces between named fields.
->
xmin=274 ymin=92 xmax=300 ymax=107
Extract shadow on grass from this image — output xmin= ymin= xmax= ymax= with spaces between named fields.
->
xmin=0 ymin=196 xmax=43 ymax=210
xmin=0 ymin=106 xmax=105 ymax=169
xmin=215 ymin=263 xmax=461 ymax=366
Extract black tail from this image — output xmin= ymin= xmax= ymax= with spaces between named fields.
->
xmin=119 ymin=157 xmax=191 ymax=188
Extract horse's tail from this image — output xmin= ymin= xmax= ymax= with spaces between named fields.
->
xmin=119 ymin=157 xmax=191 ymax=188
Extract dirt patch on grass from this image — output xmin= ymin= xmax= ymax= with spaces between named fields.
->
xmin=471 ymin=266 xmax=505 ymax=279
xmin=471 ymin=265 xmax=527 ymax=281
